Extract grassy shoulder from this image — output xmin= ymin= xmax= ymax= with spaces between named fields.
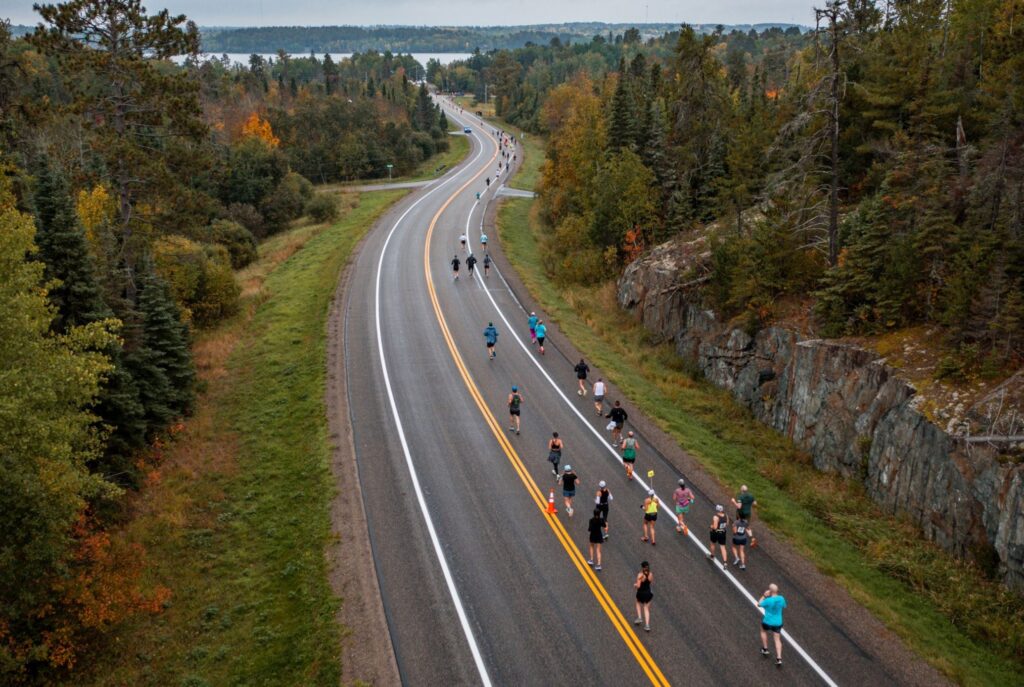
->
xmin=76 ymin=190 xmax=408 ymax=686
xmin=496 ymin=196 xmax=1024 ymax=685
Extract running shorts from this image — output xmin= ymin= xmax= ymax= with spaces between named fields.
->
xmin=537 ymin=336 xmax=546 ymax=346
xmin=594 ymin=395 xmax=605 ymax=403
xmin=644 ymin=513 xmax=657 ymax=522
xmin=563 ymin=489 xmax=576 ymax=498
xmin=509 ymin=407 xmax=521 ymax=416
xmin=675 ymin=505 xmax=690 ymax=515
xmin=623 ymin=456 xmax=635 ymax=464
xmin=761 ymin=623 xmax=783 ymax=634
xmin=486 ymin=342 xmax=495 ymax=348
xmin=732 ymin=537 xmax=748 ymax=546
xmin=710 ymin=530 xmax=726 ymax=545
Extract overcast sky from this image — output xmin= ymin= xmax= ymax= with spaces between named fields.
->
xmin=2 ymin=0 xmax=817 ymax=27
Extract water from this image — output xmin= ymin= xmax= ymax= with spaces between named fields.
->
xmin=172 ymin=52 xmax=471 ymax=67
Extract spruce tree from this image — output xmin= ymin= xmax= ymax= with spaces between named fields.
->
xmin=608 ymin=70 xmax=636 ymax=151
xmin=31 ymin=161 xmax=108 ymax=332
xmin=127 ymin=263 xmax=195 ymax=432
xmin=31 ymin=160 xmax=148 ymax=478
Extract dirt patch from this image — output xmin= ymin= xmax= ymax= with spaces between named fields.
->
xmin=324 ymin=213 xmax=401 ymax=686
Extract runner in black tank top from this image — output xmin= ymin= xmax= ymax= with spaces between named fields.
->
xmin=634 ymin=561 xmax=653 ymax=632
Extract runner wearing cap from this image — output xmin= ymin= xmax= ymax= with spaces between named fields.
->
xmin=641 ymin=490 xmax=659 ymax=545
xmin=561 ymin=465 xmax=579 ymax=516
xmin=507 ymin=385 xmax=522 ymax=434
xmin=672 ymin=479 xmax=695 ymax=535
xmin=595 ymin=481 xmax=612 ymax=539
xmin=708 ymin=505 xmax=729 ymax=565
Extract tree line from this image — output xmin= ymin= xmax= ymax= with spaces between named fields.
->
xmin=449 ymin=4 xmax=1023 ymax=374
xmin=0 ymin=1 xmax=446 ymax=680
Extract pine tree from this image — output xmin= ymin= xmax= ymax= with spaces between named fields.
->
xmin=31 ymin=161 xmax=108 ymax=332
xmin=608 ymin=70 xmax=636 ymax=151
xmin=127 ymin=263 xmax=195 ymax=431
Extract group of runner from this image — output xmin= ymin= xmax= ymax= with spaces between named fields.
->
xmin=449 ymin=105 xmax=788 ymax=666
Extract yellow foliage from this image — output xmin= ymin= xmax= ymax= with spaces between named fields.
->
xmin=75 ymin=185 xmax=114 ymax=243
xmin=241 ymin=113 xmax=280 ymax=148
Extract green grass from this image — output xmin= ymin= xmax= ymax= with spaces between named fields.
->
xmin=496 ymin=189 xmax=1024 ymax=685
xmin=76 ymin=190 xmax=408 ymax=686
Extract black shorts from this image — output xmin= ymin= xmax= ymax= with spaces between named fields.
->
xmin=761 ymin=623 xmax=783 ymax=634
xmin=644 ymin=513 xmax=657 ymax=522
xmin=597 ymin=504 xmax=609 ymax=521
xmin=589 ymin=532 xmax=604 ymax=544
xmin=710 ymin=530 xmax=726 ymax=545
xmin=537 ymin=336 xmax=545 ymax=345
xmin=577 ymin=374 xmax=587 ymax=380
xmin=486 ymin=342 xmax=495 ymax=348
xmin=732 ymin=537 xmax=748 ymax=547
xmin=509 ymin=408 xmax=520 ymax=416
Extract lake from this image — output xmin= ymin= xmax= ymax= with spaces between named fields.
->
xmin=172 ymin=52 xmax=471 ymax=68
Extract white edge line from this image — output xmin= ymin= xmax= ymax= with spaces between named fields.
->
xmin=373 ymin=130 xmax=494 ymax=687
xmin=446 ymin=102 xmax=839 ymax=687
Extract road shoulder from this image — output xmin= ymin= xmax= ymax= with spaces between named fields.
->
xmin=325 ymin=197 xmax=403 ymax=687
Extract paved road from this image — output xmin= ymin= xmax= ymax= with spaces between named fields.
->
xmin=342 ymin=101 xmax=905 ymax=686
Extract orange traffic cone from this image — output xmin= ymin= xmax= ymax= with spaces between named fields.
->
xmin=546 ymin=488 xmax=557 ymax=514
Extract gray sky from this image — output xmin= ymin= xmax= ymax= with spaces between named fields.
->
xmin=2 ymin=1 xmax=817 ymax=27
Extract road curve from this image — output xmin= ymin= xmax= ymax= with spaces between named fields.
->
xmin=341 ymin=99 xmax=909 ymax=686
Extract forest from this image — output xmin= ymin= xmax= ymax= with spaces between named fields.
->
xmin=197 ymin=22 xmax=805 ymax=55
xmin=0 ymin=1 xmax=446 ymax=681
xmin=437 ymin=0 xmax=1024 ymax=374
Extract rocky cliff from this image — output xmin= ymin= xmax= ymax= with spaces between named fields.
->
xmin=618 ymin=235 xmax=1024 ymax=591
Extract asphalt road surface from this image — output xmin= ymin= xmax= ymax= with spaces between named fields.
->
xmin=342 ymin=99 xmax=904 ymax=686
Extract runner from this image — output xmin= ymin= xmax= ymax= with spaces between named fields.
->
xmin=459 ymin=233 xmax=467 ymax=251
xmin=480 ymin=232 xmax=488 ymax=249
xmin=619 ymin=430 xmax=638 ymax=480
xmin=732 ymin=515 xmax=754 ymax=570
xmin=587 ymin=508 xmax=604 ymax=571
xmin=451 ymin=254 xmax=460 ymax=280
xmin=561 ymin=464 xmax=579 ymax=516
xmin=466 ymin=253 xmax=477 ymax=278
xmin=483 ymin=321 xmax=498 ymax=360
xmin=641 ymin=490 xmax=659 ymax=545
xmin=595 ymin=480 xmax=612 ymax=539
xmin=707 ymin=504 xmax=729 ymax=565
xmin=633 ymin=561 xmax=653 ymax=632
xmin=758 ymin=583 xmax=787 ymax=667
xmin=592 ymin=377 xmax=606 ymax=416
xmin=547 ymin=431 xmax=563 ymax=477
xmin=527 ymin=312 xmax=539 ymax=344
xmin=672 ymin=479 xmax=695 ymax=535
xmin=606 ymin=401 xmax=628 ymax=446
xmin=574 ymin=358 xmax=590 ymax=396
xmin=482 ymin=253 xmax=491 ymax=277
xmin=507 ymin=385 xmax=522 ymax=434
xmin=535 ymin=320 xmax=548 ymax=355
xmin=732 ymin=484 xmax=757 ymax=522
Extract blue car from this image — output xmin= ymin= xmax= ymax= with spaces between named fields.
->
xmin=463 ymin=126 xmax=472 ymax=134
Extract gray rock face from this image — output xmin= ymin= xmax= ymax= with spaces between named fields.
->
xmin=618 ymin=239 xmax=1024 ymax=592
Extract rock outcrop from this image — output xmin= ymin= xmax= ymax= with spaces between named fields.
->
xmin=618 ymin=237 xmax=1024 ymax=591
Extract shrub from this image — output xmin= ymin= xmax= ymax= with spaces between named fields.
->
xmin=152 ymin=236 xmax=240 ymax=327
xmin=260 ymin=172 xmax=313 ymax=234
xmin=205 ymin=219 xmax=257 ymax=269
xmin=305 ymin=194 xmax=340 ymax=224
xmin=226 ymin=202 xmax=267 ymax=238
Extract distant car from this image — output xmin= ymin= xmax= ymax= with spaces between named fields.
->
xmin=463 ymin=126 xmax=472 ymax=134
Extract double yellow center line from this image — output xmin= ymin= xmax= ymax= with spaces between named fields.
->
xmin=419 ymin=124 xmax=670 ymax=687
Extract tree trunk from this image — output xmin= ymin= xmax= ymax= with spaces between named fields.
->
xmin=828 ymin=9 xmax=842 ymax=267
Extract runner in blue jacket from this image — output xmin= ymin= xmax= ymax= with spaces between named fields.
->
xmin=483 ymin=322 xmax=499 ymax=360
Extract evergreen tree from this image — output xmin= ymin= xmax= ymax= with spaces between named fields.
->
xmin=608 ymin=69 xmax=636 ymax=151
xmin=126 ymin=263 xmax=195 ymax=432
xmin=31 ymin=160 xmax=108 ymax=332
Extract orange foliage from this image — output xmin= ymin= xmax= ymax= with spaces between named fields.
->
xmin=37 ymin=515 xmax=171 ymax=670
xmin=240 ymin=112 xmax=280 ymax=147
xmin=623 ymin=227 xmax=646 ymax=262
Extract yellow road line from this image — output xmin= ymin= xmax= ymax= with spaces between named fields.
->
xmin=418 ymin=126 xmax=671 ymax=687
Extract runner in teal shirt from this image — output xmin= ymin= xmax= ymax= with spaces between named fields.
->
xmin=758 ymin=583 xmax=787 ymax=667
